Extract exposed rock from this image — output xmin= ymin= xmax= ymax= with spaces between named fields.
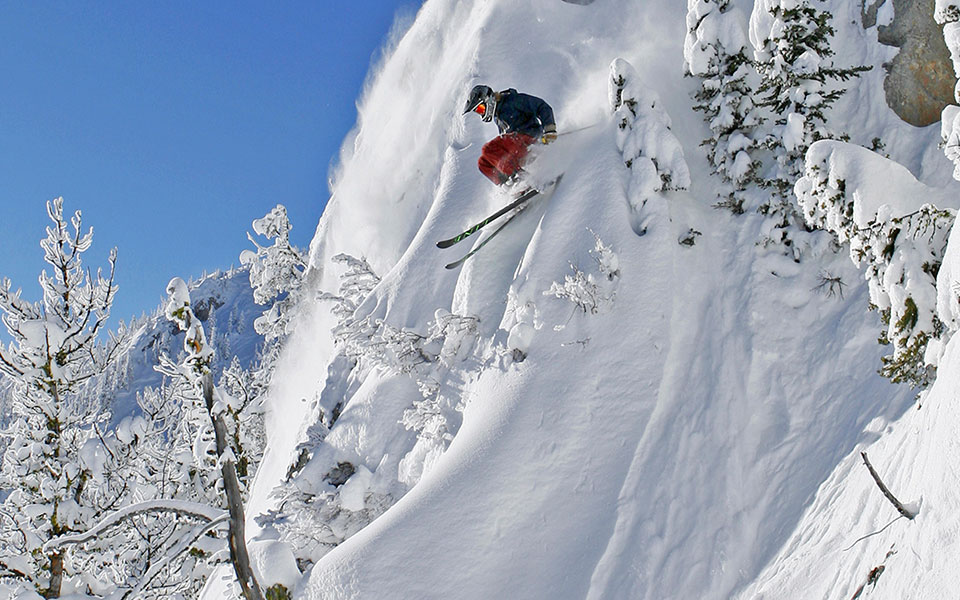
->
xmin=872 ymin=0 xmax=957 ymax=127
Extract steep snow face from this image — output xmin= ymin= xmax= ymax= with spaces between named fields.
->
xmin=247 ymin=1 xmax=960 ymax=599
xmin=740 ymin=221 xmax=960 ymax=598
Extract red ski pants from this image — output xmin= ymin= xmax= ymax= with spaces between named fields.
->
xmin=478 ymin=133 xmax=536 ymax=185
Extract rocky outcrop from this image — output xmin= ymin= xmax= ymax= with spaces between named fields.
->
xmin=871 ymin=0 xmax=957 ymax=127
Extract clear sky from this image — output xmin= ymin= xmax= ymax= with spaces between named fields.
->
xmin=0 ymin=1 xmax=422 ymax=328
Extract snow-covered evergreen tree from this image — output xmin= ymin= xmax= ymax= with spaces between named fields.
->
xmin=240 ymin=205 xmax=308 ymax=344
xmin=609 ymin=58 xmax=690 ymax=235
xmin=685 ymin=0 xmax=763 ymax=213
xmin=797 ymin=141 xmax=956 ymax=387
xmin=217 ymin=356 xmax=266 ymax=487
xmin=317 ymin=254 xmax=381 ymax=322
xmin=47 ymin=383 xmax=216 ymax=598
xmin=159 ymin=277 xmax=264 ymax=600
xmin=751 ymin=0 xmax=870 ymax=198
xmin=0 ymin=198 xmax=128 ymax=597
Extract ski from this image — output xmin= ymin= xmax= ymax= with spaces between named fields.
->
xmin=444 ymin=200 xmax=536 ymax=270
xmin=436 ymin=175 xmax=563 ymax=249
xmin=436 ymin=186 xmax=543 ymax=249
xmin=443 ymin=174 xmax=563 ymax=269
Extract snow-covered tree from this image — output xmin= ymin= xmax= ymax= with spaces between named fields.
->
xmin=159 ymin=278 xmax=264 ymax=600
xmin=264 ymin=257 xmax=484 ymax=571
xmin=240 ymin=205 xmax=308 ymax=344
xmin=685 ymin=0 xmax=763 ymax=213
xmin=317 ymin=253 xmax=381 ymax=322
xmin=751 ymin=0 xmax=870 ymax=197
xmin=797 ymin=141 xmax=956 ymax=387
xmin=217 ymin=356 xmax=266 ymax=486
xmin=544 ymin=231 xmax=620 ymax=318
xmin=0 ymin=198 xmax=129 ymax=597
xmin=45 ymin=384 xmax=217 ymax=599
xmin=609 ymin=58 xmax=690 ymax=235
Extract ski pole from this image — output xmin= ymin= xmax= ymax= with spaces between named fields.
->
xmin=558 ymin=122 xmax=602 ymax=137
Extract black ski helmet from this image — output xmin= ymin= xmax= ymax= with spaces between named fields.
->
xmin=464 ymin=84 xmax=495 ymax=122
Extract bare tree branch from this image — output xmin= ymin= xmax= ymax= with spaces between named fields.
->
xmin=861 ymin=452 xmax=917 ymax=520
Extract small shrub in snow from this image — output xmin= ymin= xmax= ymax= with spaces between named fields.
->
xmin=679 ymin=228 xmax=703 ymax=247
xmin=546 ymin=232 xmax=621 ymax=316
xmin=813 ymin=271 xmax=846 ymax=299
xmin=337 ymin=318 xmax=432 ymax=375
xmin=547 ymin=267 xmax=608 ymax=315
xmin=590 ymin=229 xmax=621 ymax=280
xmin=317 ymin=253 xmax=381 ymax=321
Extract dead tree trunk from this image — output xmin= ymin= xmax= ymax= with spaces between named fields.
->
xmin=45 ymin=551 xmax=63 ymax=598
xmin=203 ymin=374 xmax=264 ymax=600
xmin=861 ymin=452 xmax=917 ymax=520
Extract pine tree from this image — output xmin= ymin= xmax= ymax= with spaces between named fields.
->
xmin=753 ymin=0 xmax=870 ymax=198
xmin=160 ymin=277 xmax=265 ymax=600
xmin=685 ymin=0 xmax=763 ymax=213
xmin=49 ymin=383 xmax=216 ymax=598
xmin=797 ymin=141 xmax=955 ymax=387
xmin=240 ymin=205 xmax=308 ymax=344
xmin=0 ymin=198 xmax=128 ymax=597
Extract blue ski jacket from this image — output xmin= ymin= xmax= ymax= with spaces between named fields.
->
xmin=493 ymin=89 xmax=556 ymax=139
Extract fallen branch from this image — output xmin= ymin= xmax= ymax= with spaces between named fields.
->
xmin=861 ymin=452 xmax=917 ymax=520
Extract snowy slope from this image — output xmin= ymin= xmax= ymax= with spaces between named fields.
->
xmin=239 ymin=1 xmax=960 ymax=599
xmin=740 ymin=215 xmax=960 ymax=599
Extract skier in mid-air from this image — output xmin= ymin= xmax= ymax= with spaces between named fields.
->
xmin=438 ymin=86 xmax=559 ymax=268
xmin=463 ymin=85 xmax=557 ymax=186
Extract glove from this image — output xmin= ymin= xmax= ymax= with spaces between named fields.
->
xmin=541 ymin=125 xmax=558 ymax=144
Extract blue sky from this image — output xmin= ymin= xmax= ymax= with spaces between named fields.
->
xmin=0 ymin=1 xmax=421 ymax=327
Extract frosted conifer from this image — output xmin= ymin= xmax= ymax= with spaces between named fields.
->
xmin=240 ymin=205 xmax=308 ymax=343
xmin=0 ymin=198 xmax=128 ymax=597
xmin=685 ymin=0 xmax=763 ymax=213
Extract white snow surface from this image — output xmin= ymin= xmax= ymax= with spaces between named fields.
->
xmin=233 ymin=1 xmax=960 ymax=599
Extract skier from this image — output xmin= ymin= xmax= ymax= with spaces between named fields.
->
xmin=463 ymin=85 xmax=557 ymax=186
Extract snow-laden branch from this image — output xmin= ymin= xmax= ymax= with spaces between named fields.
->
xmin=123 ymin=513 xmax=230 ymax=599
xmin=43 ymin=499 xmax=227 ymax=551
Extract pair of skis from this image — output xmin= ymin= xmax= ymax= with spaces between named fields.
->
xmin=437 ymin=175 xmax=562 ymax=269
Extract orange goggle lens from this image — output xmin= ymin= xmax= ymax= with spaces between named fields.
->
xmin=474 ymin=103 xmax=486 ymax=116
